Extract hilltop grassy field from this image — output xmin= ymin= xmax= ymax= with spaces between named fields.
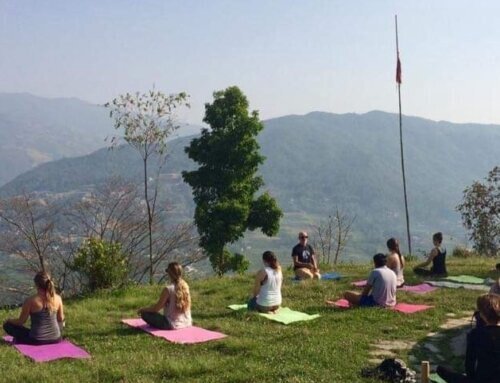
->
xmin=0 ymin=257 xmax=498 ymax=383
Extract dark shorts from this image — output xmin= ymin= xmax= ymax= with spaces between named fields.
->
xmin=359 ymin=295 xmax=378 ymax=307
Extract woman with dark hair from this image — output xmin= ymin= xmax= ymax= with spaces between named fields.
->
xmin=138 ymin=262 xmax=192 ymax=330
xmin=414 ymin=232 xmax=447 ymax=277
xmin=437 ymin=294 xmax=500 ymax=383
xmin=3 ymin=271 xmax=64 ymax=344
xmin=386 ymin=238 xmax=405 ymax=287
xmin=248 ymin=251 xmax=283 ymax=313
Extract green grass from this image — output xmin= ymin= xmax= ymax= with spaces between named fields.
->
xmin=0 ymin=257 xmax=498 ymax=383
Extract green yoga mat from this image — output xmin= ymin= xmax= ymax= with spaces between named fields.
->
xmin=429 ymin=373 xmax=446 ymax=383
xmin=259 ymin=307 xmax=320 ymax=324
xmin=426 ymin=280 xmax=490 ymax=291
xmin=443 ymin=275 xmax=486 ymax=285
xmin=228 ymin=305 xmax=320 ymax=324
xmin=228 ymin=304 xmax=247 ymax=311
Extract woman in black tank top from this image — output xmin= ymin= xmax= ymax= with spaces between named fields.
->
xmin=414 ymin=232 xmax=448 ymax=277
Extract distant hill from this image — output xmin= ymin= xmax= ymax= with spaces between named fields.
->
xmin=1 ymin=110 xmax=499 ymax=260
xmin=0 ymin=93 xmax=201 ymax=186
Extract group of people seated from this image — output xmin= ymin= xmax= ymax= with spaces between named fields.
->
xmin=3 ymin=231 xmax=499 ymax=382
xmin=342 ymin=232 xmax=447 ymax=308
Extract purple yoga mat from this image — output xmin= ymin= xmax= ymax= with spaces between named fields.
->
xmin=122 ymin=319 xmax=227 ymax=344
xmin=327 ymin=299 xmax=433 ymax=314
xmin=399 ymin=283 xmax=438 ymax=294
xmin=3 ymin=336 xmax=91 ymax=362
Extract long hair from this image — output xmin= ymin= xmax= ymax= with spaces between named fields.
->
xmin=166 ymin=262 xmax=190 ymax=313
xmin=34 ymin=271 xmax=57 ymax=312
xmin=477 ymin=294 xmax=500 ymax=324
xmin=387 ymin=237 xmax=405 ymax=268
xmin=262 ymin=251 xmax=280 ymax=270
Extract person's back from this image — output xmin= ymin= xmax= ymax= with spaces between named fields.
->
xmin=467 ymin=326 xmax=500 ymax=382
xmin=256 ymin=267 xmax=282 ymax=307
xmin=431 ymin=246 xmax=447 ymax=276
xmin=368 ymin=266 xmax=397 ymax=307
xmin=164 ymin=284 xmax=192 ymax=329
xmin=29 ymin=297 xmax=61 ymax=342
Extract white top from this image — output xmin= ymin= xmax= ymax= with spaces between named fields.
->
xmin=256 ymin=267 xmax=283 ymax=307
xmin=163 ymin=284 xmax=192 ymax=329
xmin=387 ymin=252 xmax=405 ymax=286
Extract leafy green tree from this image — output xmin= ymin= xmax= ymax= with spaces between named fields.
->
xmin=71 ymin=237 xmax=127 ymax=292
xmin=457 ymin=166 xmax=499 ymax=256
xmin=183 ymin=86 xmax=282 ymax=275
xmin=105 ymin=90 xmax=190 ymax=283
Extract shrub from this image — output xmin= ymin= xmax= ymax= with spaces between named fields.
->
xmin=452 ymin=246 xmax=480 ymax=258
xmin=71 ymin=238 xmax=127 ymax=292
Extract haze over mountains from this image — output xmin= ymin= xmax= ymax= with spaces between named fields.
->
xmin=1 ymin=94 xmax=499 ymax=261
xmin=0 ymin=93 xmax=200 ymax=186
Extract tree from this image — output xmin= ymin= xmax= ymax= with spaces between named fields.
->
xmin=105 ymin=90 xmax=190 ymax=283
xmin=0 ymin=194 xmax=58 ymax=273
xmin=183 ymin=86 xmax=282 ymax=275
xmin=66 ymin=177 xmax=202 ymax=283
xmin=312 ymin=208 xmax=356 ymax=265
xmin=457 ymin=166 xmax=499 ymax=256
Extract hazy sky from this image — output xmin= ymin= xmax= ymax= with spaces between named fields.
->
xmin=2 ymin=1 xmax=500 ymax=125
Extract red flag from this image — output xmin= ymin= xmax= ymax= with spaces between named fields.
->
xmin=396 ymin=53 xmax=402 ymax=84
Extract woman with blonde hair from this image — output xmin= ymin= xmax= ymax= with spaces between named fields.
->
xmin=138 ymin=262 xmax=192 ymax=329
xmin=3 ymin=271 xmax=64 ymax=344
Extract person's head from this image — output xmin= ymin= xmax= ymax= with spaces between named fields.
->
xmin=432 ymin=232 xmax=443 ymax=246
xmin=166 ymin=262 xmax=183 ymax=283
xmin=386 ymin=238 xmax=400 ymax=254
xmin=165 ymin=262 xmax=190 ymax=312
xmin=298 ymin=231 xmax=308 ymax=245
xmin=477 ymin=294 xmax=500 ymax=325
xmin=262 ymin=250 xmax=280 ymax=270
xmin=34 ymin=271 xmax=57 ymax=311
xmin=373 ymin=253 xmax=387 ymax=268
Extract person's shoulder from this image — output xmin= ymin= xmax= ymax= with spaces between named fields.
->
xmin=292 ymin=243 xmax=301 ymax=252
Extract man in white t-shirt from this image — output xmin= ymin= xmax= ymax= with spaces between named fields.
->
xmin=343 ymin=253 xmax=397 ymax=308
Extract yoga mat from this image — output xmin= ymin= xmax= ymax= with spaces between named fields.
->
xmin=399 ymin=283 xmax=438 ymax=294
xmin=443 ymin=275 xmax=486 ymax=285
xmin=429 ymin=373 xmax=446 ymax=383
xmin=426 ymin=281 xmax=490 ymax=291
xmin=321 ymin=272 xmax=342 ymax=280
xmin=122 ymin=319 xmax=226 ymax=344
xmin=326 ymin=300 xmax=433 ymax=313
xmin=351 ymin=280 xmax=367 ymax=287
xmin=393 ymin=303 xmax=433 ymax=314
xmin=258 ymin=307 xmax=320 ymax=324
xmin=228 ymin=304 xmax=247 ymax=311
xmin=3 ymin=336 xmax=90 ymax=362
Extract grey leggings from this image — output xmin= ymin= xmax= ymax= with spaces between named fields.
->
xmin=140 ymin=312 xmax=173 ymax=330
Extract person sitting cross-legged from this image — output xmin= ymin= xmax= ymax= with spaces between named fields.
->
xmin=291 ymin=231 xmax=321 ymax=280
xmin=437 ymin=293 xmax=500 ymax=383
xmin=343 ymin=253 xmax=397 ymax=308
xmin=137 ymin=262 xmax=192 ymax=330
xmin=247 ymin=251 xmax=283 ymax=313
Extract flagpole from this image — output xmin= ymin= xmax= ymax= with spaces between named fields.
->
xmin=395 ymin=15 xmax=412 ymax=256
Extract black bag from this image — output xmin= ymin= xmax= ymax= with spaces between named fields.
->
xmin=361 ymin=358 xmax=417 ymax=383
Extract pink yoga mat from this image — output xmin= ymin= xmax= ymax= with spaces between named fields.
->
xmin=122 ymin=319 xmax=227 ymax=344
xmin=327 ymin=299 xmax=433 ymax=314
xmin=399 ymin=283 xmax=437 ymax=294
xmin=3 ymin=336 xmax=91 ymax=362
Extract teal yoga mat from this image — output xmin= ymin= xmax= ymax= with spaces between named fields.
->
xmin=228 ymin=304 xmax=320 ymax=324
xmin=443 ymin=275 xmax=486 ymax=285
